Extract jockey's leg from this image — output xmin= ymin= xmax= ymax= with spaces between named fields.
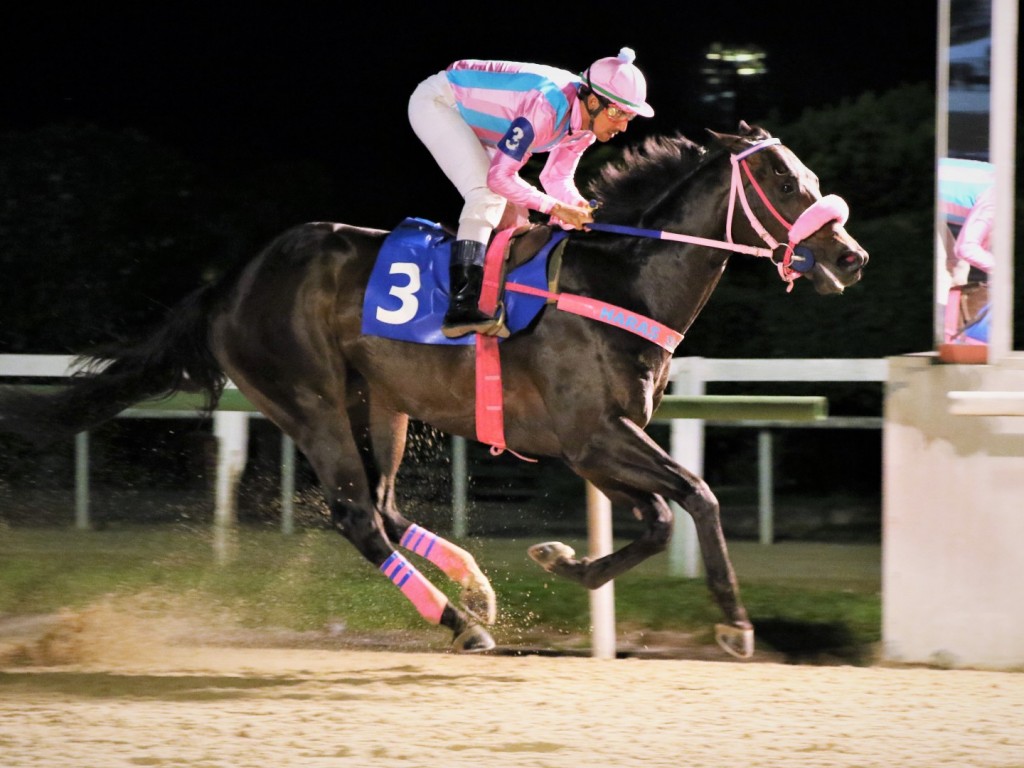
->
xmin=444 ymin=238 xmax=503 ymax=338
xmin=408 ymin=72 xmax=508 ymax=339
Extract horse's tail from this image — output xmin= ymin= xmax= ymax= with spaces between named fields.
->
xmin=0 ymin=284 xmax=225 ymax=446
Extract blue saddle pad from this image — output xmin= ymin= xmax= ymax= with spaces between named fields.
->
xmin=963 ymin=304 xmax=991 ymax=343
xmin=361 ymin=217 xmax=555 ymax=345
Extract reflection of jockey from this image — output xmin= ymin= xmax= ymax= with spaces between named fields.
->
xmin=954 ymin=185 xmax=994 ymax=276
xmin=938 ymin=157 xmax=993 ymax=344
xmin=409 ymin=48 xmax=654 ymax=338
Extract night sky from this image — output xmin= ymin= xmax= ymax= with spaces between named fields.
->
xmin=4 ymin=3 xmax=938 ymax=227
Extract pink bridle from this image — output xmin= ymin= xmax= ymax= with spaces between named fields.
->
xmin=727 ymin=138 xmax=850 ymax=291
xmin=587 ymin=137 xmax=852 ymax=292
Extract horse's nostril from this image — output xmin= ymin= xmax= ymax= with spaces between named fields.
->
xmin=839 ymin=250 xmax=867 ymax=270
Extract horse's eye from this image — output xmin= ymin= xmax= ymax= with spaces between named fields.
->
xmin=781 ymin=182 xmax=795 ymax=194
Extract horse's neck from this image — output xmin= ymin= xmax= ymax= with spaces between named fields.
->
xmin=559 ymin=159 xmax=736 ymax=338
xmin=634 ymin=170 xmax=734 ymax=334
xmin=641 ymin=240 xmax=731 ymax=337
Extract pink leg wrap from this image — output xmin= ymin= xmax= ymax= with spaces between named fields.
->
xmin=379 ymin=551 xmax=447 ymax=625
xmin=400 ymin=524 xmax=471 ymax=583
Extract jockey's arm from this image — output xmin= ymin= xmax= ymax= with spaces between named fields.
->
xmin=486 ymin=138 xmax=592 ymax=229
xmin=955 ymin=187 xmax=995 ymax=274
xmin=539 ymin=136 xmax=595 ymax=209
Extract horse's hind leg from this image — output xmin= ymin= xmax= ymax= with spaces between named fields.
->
xmin=234 ymin=375 xmax=494 ymax=652
xmin=398 ymin=524 xmax=496 ymax=625
xmin=309 ymin=414 xmax=494 ymax=653
xmin=359 ymin=398 xmax=496 ymax=625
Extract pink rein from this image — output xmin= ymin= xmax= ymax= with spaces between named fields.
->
xmin=587 ymin=139 xmax=849 ymax=292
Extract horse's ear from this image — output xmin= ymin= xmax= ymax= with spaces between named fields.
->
xmin=737 ymin=120 xmax=770 ymax=140
xmin=738 ymin=120 xmax=771 ymax=140
xmin=707 ymin=122 xmax=774 ymax=152
xmin=706 ymin=127 xmax=746 ymax=153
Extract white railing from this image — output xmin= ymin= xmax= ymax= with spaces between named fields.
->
xmin=664 ymin=357 xmax=888 ymax=577
xmin=1 ymin=355 xmax=887 ymax=554
xmin=0 ymin=354 xmax=296 ymax=536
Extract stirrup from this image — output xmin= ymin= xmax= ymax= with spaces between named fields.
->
xmin=481 ymin=304 xmax=510 ymax=338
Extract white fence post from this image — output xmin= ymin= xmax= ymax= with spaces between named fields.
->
xmin=668 ymin=357 xmax=705 ymax=578
xmin=213 ymin=411 xmax=249 ymax=561
xmin=586 ymin=481 xmax=616 ymax=658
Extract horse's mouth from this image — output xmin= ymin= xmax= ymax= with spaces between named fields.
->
xmin=809 ymin=262 xmax=861 ymax=295
xmin=809 ymin=247 xmax=868 ymax=295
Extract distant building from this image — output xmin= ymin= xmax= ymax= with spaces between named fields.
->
xmin=697 ymin=43 xmax=768 ymax=129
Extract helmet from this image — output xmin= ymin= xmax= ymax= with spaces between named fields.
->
xmin=582 ymin=47 xmax=654 ymax=118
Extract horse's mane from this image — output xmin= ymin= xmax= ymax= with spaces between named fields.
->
xmin=589 ymin=132 xmax=713 ymax=223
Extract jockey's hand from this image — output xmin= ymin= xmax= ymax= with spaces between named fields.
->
xmin=550 ymin=202 xmax=594 ymax=230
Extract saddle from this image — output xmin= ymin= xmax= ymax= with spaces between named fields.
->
xmin=362 ymin=217 xmax=683 ymax=453
xmin=478 ymin=224 xmax=562 ymax=337
xmin=360 ymin=218 xmax=566 ymax=346
xmin=945 ymin=280 xmax=990 ymax=345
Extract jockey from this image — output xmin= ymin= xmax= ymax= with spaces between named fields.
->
xmin=954 ymin=184 xmax=994 ymax=278
xmin=409 ymin=47 xmax=654 ymax=338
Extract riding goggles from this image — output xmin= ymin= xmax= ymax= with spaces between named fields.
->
xmin=602 ymin=101 xmax=637 ymax=122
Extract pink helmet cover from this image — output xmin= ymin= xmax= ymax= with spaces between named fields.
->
xmin=584 ymin=47 xmax=654 ymax=117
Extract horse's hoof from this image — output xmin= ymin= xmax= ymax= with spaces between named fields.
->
xmin=715 ymin=623 xmax=755 ymax=659
xmin=527 ymin=541 xmax=576 ymax=572
xmin=462 ymin=582 xmax=497 ymax=626
xmin=452 ymin=625 xmax=496 ymax=653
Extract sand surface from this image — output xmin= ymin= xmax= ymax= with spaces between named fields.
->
xmin=1 ymin=603 xmax=1022 ymax=768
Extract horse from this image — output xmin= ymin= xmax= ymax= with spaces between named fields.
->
xmin=0 ymin=122 xmax=868 ymax=657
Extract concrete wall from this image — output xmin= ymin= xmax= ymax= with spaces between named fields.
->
xmin=882 ymin=353 xmax=1024 ymax=669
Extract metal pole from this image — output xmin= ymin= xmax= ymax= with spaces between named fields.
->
xmin=74 ymin=431 xmax=90 ymax=530
xmin=933 ymin=0 xmax=951 ymax=347
xmin=988 ymin=0 xmax=1018 ymax=363
xmin=758 ymin=430 xmax=774 ymax=545
xmin=280 ymin=433 xmax=295 ymax=535
xmin=451 ymin=436 xmax=468 ymax=538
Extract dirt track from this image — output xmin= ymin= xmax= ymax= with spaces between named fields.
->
xmin=1 ymin=606 xmax=1022 ymax=768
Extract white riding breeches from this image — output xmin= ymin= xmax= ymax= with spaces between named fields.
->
xmin=408 ymin=71 xmax=509 ymax=243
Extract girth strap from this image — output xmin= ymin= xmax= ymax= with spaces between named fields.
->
xmin=474 ymin=228 xmax=515 ymax=450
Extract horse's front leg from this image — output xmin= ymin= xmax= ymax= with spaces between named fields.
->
xmin=528 ymin=491 xmax=672 ymax=588
xmin=529 ymin=415 xmax=753 ymax=658
xmin=677 ymin=479 xmax=755 ymax=658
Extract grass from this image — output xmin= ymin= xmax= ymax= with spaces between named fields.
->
xmin=0 ymin=523 xmax=881 ymax=661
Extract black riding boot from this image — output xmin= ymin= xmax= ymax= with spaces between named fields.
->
xmin=443 ymin=240 xmax=506 ymax=338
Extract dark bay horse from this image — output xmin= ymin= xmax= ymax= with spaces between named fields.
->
xmin=0 ymin=122 xmax=868 ymax=657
